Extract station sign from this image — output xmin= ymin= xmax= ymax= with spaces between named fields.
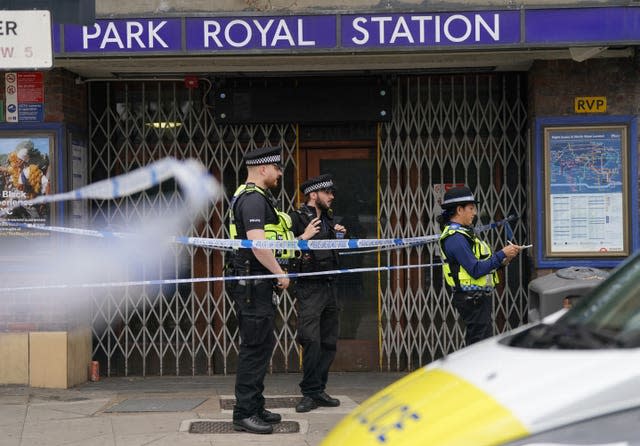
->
xmin=52 ymin=7 xmax=640 ymax=55
xmin=0 ymin=10 xmax=52 ymax=69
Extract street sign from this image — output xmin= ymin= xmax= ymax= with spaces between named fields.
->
xmin=0 ymin=10 xmax=53 ymax=70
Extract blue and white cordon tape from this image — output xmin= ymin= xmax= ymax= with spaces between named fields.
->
xmin=0 ymin=261 xmax=444 ymax=292
xmin=1 ymin=217 xmax=518 ymax=253
xmin=0 ymin=157 xmax=220 ymax=218
xmin=0 ymin=157 xmax=519 ymax=292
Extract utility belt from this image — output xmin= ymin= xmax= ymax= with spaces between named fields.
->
xmin=289 ymin=253 xmax=336 ymax=274
xmin=454 ymin=287 xmax=494 ymax=300
xmin=230 ymin=260 xmax=281 ymax=306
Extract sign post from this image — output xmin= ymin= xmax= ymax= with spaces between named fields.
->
xmin=0 ymin=10 xmax=52 ymax=70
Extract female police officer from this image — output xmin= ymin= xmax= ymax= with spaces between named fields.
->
xmin=437 ymin=186 xmax=521 ymax=345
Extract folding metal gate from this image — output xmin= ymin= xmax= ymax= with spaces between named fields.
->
xmin=379 ymin=75 xmax=529 ymax=370
xmin=88 ymin=81 xmax=299 ymax=376
xmin=88 ymin=74 xmax=529 ymax=376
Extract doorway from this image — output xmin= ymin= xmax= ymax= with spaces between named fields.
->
xmin=298 ymin=141 xmax=379 ymax=371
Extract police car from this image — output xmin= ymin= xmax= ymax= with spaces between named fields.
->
xmin=321 ymin=250 xmax=640 ymax=446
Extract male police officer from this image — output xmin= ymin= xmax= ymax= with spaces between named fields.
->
xmin=437 ymin=186 xmax=521 ymax=345
xmin=289 ymin=174 xmax=346 ymax=413
xmin=228 ymin=146 xmax=295 ymax=434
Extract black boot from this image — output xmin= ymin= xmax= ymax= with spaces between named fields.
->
xmin=312 ymin=391 xmax=340 ymax=407
xmin=295 ymin=396 xmax=318 ymax=413
xmin=259 ymin=408 xmax=282 ymax=424
xmin=232 ymin=415 xmax=273 ymax=434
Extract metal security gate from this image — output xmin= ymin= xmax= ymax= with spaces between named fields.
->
xmin=380 ymin=74 xmax=529 ymax=370
xmin=88 ymin=81 xmax=300 ymax=376
xmin=88 ymin=74 xmax=528 ymax=376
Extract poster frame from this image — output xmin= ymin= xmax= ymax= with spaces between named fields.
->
xmin=534 ymin=115 xmax=638 ymax=268
xmin=0 ymin=122 xmax=65 ymax=225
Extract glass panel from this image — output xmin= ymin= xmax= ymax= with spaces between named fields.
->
xmin=320 ymin=158 xmax=377 ymax=342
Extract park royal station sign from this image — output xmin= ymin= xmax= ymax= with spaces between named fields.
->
xmin=51 ymin=7 xmax=640 ymax=55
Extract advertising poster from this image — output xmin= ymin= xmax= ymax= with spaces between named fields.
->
xmin=0 ymin=134 xmax=53 ymax=237
xmin=544 ymin=125 xmax=628 ymax=256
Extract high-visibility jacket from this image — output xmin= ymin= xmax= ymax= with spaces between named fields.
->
xmin=439 ymin=223 xmax=499 ymax=291
xmin=229 ymin=183 xmax=296 ymax=260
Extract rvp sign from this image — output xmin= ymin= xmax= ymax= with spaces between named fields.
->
xmin=574 ymin=96 xmax=607 ymax=113
xmin=0 ymin=10 xmax=52 ymax=69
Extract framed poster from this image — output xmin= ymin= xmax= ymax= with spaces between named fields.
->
xmin=535 ymin=116 xmax=639 ymax=268
xmin=0 ymin=124 xmax=64 ymax=239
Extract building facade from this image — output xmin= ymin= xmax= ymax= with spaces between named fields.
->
xmin=1 ymin=0 xmax=639 ymax=383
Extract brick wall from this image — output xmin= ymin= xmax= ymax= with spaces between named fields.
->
xmin=529 ymin=58 xmax=640 ymax=117
xmin=44 ymin=69 xmax=88 ymax=131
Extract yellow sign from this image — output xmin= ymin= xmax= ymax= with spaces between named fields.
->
xmin=574 ymin=96 xmax=607 ymax=113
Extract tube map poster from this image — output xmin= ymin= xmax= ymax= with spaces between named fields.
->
xmin=546 ymin=126 xmax=626 ymax=254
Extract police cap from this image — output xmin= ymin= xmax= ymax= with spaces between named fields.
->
xmin=243 ymin=146 xmax=282 ymax=167
xmin=441 ymin=186 xmax=478 ymax=208
xmin=301 ymin=174 xmax=337 ymax=195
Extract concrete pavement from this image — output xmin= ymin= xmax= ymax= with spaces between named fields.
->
xmin=0 ymin=372 xmax=407 ymax=446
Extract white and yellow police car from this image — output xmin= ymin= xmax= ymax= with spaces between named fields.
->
xmin=322 ymin=251 xmax=640 ymax=446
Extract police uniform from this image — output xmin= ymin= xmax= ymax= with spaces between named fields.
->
xmin=289 ymin=174 xmax=342 ymax=413
xmin=227 ymin=146 xmax=294 ymax=434
xmin=438 ymin=187 xmax=507 ymax=345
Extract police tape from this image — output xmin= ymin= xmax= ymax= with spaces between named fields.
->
xmin=339 ymin=215 xmax=518 ymax=255
xmin=0 ymin=157 xmax=220 ymax=218
xmin=0 ymin=214 xmax=518 ymax=253
xmin=0 ymin=220 xmax=429 ymax=251
xmin=0 ymin=155 xmax=517 ymax=252
xmin=0 ymin=261 xmax=443 ymax=293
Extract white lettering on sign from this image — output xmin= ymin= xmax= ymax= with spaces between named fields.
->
xmin=225 ymin=20 xmax=252 ymax=48
xmin=202 ymin=18 xmax=316 ymax=48
xmin=350 ymin=13 xmax=500 ymax=45
xmin=82 ymin=21 xmax=169 ymax=49
xmin=0 ymin=11 xmax=52 ymax=69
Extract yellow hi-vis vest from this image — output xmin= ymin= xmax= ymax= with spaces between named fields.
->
xmin=439 ymin=224 xmax=499 ymax=291
xmin=228 ymin=183 xmax=297 ymax=260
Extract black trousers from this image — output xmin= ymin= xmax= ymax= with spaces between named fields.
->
xmin=232 ymin=280 xmax=276 ymax=420
xmin=452 ymin=291 xmax=493 ymax=346
xmin=295 ymin=279 xmax=340 ymax=396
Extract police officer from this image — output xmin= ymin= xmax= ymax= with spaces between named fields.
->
xmin=437 ymin=186 xmax=521 ymax=345
xmin=289 ymin=174 xmax=346 ymax=413
xmin=228 ymin=146 xmax=296 ymax=434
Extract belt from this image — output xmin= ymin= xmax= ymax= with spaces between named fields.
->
xmin=456 ymin=286 xmax=494 ymax=293
xmin=454 ymin=289 xmax=494 ymax=300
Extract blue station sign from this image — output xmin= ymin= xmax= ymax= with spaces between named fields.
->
xmin=53 ymin=6 xmax=640 ymax=55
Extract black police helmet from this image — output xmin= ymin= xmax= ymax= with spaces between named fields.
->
xmin=441 ymin=186 xmax=478 ymax=209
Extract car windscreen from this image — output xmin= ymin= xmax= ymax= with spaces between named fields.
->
xmin=505 ymin=252 xmax=640 ymax=349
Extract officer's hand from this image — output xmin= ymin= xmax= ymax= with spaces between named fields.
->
xmin=334 ymin=224 xmax=346 ymax=236
xmin=501 ymin=244 xmax=521 ymax=262
xmin=276 ymin=276 xmax=290 ymax=290
xmin=301 ymin=217 xmax=321 ymax=240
